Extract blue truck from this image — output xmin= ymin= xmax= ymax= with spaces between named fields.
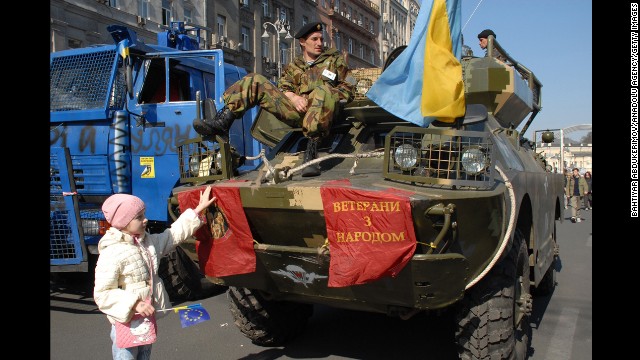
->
xmin=50 ymin=22 xmax=263 ymax=295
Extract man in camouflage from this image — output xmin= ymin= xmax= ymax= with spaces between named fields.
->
xmin=193 ymin=22 xmax=355 ymax=177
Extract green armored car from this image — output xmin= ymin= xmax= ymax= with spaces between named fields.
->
xmin=170 ymin=36 xmax=563 ymax=359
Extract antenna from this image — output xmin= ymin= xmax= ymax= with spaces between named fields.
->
xmin=462 ymin=0 xmax=485 ymax=32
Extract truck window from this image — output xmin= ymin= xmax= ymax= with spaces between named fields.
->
xmin=204 ymin=73 xmax=216 ymax=100
xmin=139 ymin=58 xmax=191 ymax=103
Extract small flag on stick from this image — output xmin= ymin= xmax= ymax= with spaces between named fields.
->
xmin=173 ymin=303 xmax=211 ymax=328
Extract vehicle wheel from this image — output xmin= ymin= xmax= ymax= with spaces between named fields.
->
xmin=228 ymin=286 xmax=314 ymax=346
xmin=455 ymin=229 xmax=532 ymax=359
xmin=158 ymin=246 xmax=226 ymax=301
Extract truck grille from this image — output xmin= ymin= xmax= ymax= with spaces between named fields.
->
xmin=50 ymin=48 xmax=125 ymax=111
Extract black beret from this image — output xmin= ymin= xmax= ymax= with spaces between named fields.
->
xmin=477 ymin=29 xmax=496 ymax=39
xmin=294 ymin=22 xmax=323 ymax=39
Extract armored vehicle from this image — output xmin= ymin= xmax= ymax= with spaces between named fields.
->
xmin=171 ymin=35 xmax=563 ymax=359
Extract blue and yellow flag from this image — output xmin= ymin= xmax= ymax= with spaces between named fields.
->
xmin=117 ymin=38 xmax=130 ymax=64
xmin=174 ymin=303 xmax=211 ymax=328
xmin=366 ymin=0 xmax=464 ymax=126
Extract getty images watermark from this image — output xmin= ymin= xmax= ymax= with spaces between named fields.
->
xmin=632 ymin=3 xmax=638 ymax=217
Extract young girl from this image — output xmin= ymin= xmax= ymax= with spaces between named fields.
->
xmin=93 ymin=186 xmax=215 ymax=359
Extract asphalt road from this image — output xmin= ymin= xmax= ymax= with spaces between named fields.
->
xmin=50 ymin=209 xmax=592 ymax=359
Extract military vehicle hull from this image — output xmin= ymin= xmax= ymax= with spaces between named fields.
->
xmin=171 ymin=36 xmax=562 ymax=358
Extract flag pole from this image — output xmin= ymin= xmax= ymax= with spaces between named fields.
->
xmin=135 ymin=303 xmax=204 ymax=315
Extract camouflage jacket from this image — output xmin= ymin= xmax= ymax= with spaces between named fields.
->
xmin=278 ymin=48 xmax=354 ymax=103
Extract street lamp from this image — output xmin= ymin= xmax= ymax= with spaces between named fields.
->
xmin=262 ymin=19 xmax=293 ymax=79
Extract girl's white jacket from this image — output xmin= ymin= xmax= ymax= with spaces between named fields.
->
xmin=93 ymin=208 xmax=202 ymax=324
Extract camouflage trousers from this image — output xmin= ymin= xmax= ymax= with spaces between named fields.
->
xmin=222 ymin=73 xmax=339 ymax=138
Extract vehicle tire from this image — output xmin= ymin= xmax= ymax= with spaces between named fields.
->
xmin=455 ymin=229 xmax=532 ymax=360
xmin=158 ymin=246 xmax=226 ymax=301
xmin=228 ymin=286 xmax=314 ymax=346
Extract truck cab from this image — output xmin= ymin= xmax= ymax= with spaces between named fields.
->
xmin=50 ymin=22 xmax=264 ymax=272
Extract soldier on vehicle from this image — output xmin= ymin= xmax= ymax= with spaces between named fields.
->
xmin=477 ymin=29 xmax=509 ymax=63
xmin=192 ymin=22 xmax=356 ymax=177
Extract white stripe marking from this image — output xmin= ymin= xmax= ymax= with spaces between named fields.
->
xmin=545 ymin=307 xmax=579 ymax=360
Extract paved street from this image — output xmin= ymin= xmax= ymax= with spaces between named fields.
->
xmin=51 ymin=208 xmax=592 ymax=359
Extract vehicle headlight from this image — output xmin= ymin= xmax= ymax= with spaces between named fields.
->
xmin=460 ymin=147 xmax=488 ymax=175
xmin=189 ymin=154 xmax=213 ymax=176
xmin=394 ymin=144 xmax=418 ymax=170
xmin=82 ymin=219 xmax=109 ymax=236
xmin=215 ymin=152 xmax=222 ymax=171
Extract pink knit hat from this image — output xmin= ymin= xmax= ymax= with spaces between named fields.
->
xmin=102 ymin=194 xmax=146 ymax=230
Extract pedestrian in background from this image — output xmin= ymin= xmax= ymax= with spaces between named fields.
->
xmin=563 ymin=169 xmax=571 ymax=209
xmin=565 ymin=168 xmax=588 ymax=223
xmin=94 ymin=186 xmax=216 ymax=359
xmin=583 ymin=171 xmax=592 ymax=210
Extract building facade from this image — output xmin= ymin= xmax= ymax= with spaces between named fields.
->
xmin=51 ymin=0 xmax=418 ymax=78
xmin=536 ymin=142 xmax=593 ymax=174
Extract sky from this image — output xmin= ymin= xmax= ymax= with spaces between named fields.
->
xmin=458 ymin=0 xmax=592 ymax=141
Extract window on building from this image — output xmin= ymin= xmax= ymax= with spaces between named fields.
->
xmin=359 ymin=44 xmax=364 ymax=58
xmin=162 ymin=0 xmax=172 ymax=26
xmin=335 ymin=32 xmax=341 ymax=50
xmin=348 ymin=38 xmax=353 ymax=54
xmin=370 ymin=20 xmax=374 ymax=33
xmin=217 ymin=15 xmax=226 ymax=41
xmin=370 ymin=48 xmax=375 ymax=64
xmin=68 ymin=38 xmax=82 ymax=49
xmin=262 ymin=0 xmax=270 ymax=17
xmin=109 ymin=0 xmax=119 ymax=8
xmin=279 ymin=8 xmax=287 ymax=22
xmin=184 ymin=8 xmax=192 ymax=23
xmin=241 ymin=26 xmax=250 ymax=51
xmin=303 ymin=16 xmax=309 ymax=26
xmin=138 ymin=0 xmax=149 ymax=19
xmin=348 ymin=6 xmax=353 ymax=19
xmin=335 ymin=0 xmax=340 ymax=10
xmin=280 ymin=42 xmax=289 ymax=65
xmin=262 ymin=39 xmax=270 ymax=59
xmin=240 ymin=0 xmax=249 ymax=8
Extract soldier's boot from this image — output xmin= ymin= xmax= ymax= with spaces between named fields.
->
xmin=193 ymin=99 xmax=237 ymax=141
xmin=192 ymin=98 xmax=217 ymax=136
xmin=301 ymin=138 xmax=321 ymax=177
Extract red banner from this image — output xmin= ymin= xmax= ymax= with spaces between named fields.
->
xmin=176 ymin=183 xmax=256 ymax=277
xmin=320 ymin=181 xmax=417 ymax=287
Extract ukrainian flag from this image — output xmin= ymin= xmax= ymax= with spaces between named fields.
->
xmin=117 ymin=39 xmax=130 ymax=62
xmin=366 ymin=0 xmax=464 ymax=126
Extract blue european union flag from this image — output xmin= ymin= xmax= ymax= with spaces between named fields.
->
xmin=178 ymin=304 xmax=211 ymax=328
